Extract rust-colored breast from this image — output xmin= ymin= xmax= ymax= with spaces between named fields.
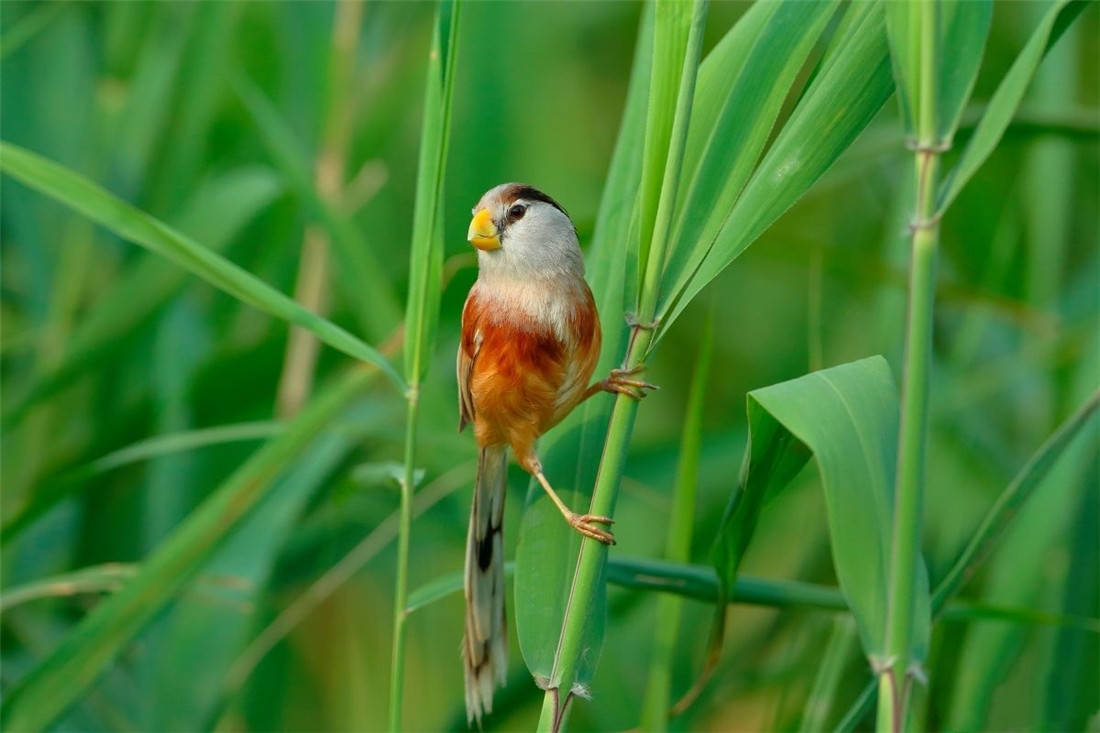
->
xmin=458 ymin=284 xmax=600 ymax=457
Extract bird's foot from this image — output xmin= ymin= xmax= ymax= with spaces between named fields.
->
xmin=567 ymin=512 xmax=616 ymax=545
xmin=601 ymin=365 xmax=658 ymax=400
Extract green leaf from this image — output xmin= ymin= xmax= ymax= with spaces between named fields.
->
xmin=1 ymin=421 xmax=284 ymax=542
xmin=0 ymin=564 xmax=138 ymax=613
xmin=0 ymin=368 xmax=376 ymax=731
xmin=715 ymin=357 xmax=930 ymax=662
xmin=0 ymin=142 xmax=404 ymax=389
xmin=403 ymin=0 xmax=461 ymax=384
xmin=2 ymin=166 xmax=284 ymax=425
xmin=885 ymin=0 xmax=992 ymax=144
xmin=936 ymin=0 xmax=1088 ymax=213
xmin=931 ymin=389 xmax=1100 ymax=612
xmin=515 ymin=496 xmax=608 ymax=690
xmin=230 ymin=74 xmax=402 ymax=342
xmin=633 ymin=0 xmax=702 ymax=290
xmin=659 ymin=0 xmax=839 ymax=324
xmin=656 ymin=0 xmax=894 ymax=342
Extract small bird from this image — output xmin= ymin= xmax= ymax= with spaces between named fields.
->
xmin=457 ymin=183 xmax=654 ymax=724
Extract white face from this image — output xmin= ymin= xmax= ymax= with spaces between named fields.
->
xmin=471 ymin=183 xmax=584 ymax=282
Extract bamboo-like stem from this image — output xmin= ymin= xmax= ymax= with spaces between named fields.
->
xmin=878 ymin=1 xmax=939 ymax=730
xmin=536 ymin=3 xmax=707 ymax=731
xmin=276 ymin=0 xmax=362 ymax=416
xmin=388 ymin=391 xmax=419 ymax=731
xmin=388 ymin=1 xmax=461 ymax=728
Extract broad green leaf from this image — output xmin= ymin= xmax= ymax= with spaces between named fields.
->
xmin=0 ymin=367 xmax=376 ymax=732
xmin=660 ymin=0 xmax=839 ymax=321
xmin=0 ymin=142 xmax=404 ymax=389
xmin=885 ymin=0 xmax=992 ymax=144
xmin=715 ymin=357 xmax=929 ymax=661
xmin=2 ymin=166 xmax=284 ymax=426
xmin=404 ymin=0 xmax=461 ymax=383
xmin=515 ymin=496 xmax=608 ymax=690
xmin=935 ymin=0 xmax=993 ymax=143
xmin=936 ymin=0 xmax=1088 ymax=213
xmin=656 ymin=0 xmax=894 ymax=343
xmin=883 ymin=0 xmax=920 ymax=138
xmin=676 ymin=0 xmax=778 ymax=200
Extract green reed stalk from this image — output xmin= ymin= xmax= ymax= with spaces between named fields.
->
xmin=388 ymin=1 xmax=461 ymax=729
xmin=535 ymin=2 xmax=707 ymax=730
xmin=878 ymin=2 xmax=939 ymax=730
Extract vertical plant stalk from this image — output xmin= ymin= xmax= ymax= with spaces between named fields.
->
xmin=388 ymin=1 xmax=461 ymax=729
xmin=878 ymin=2 xmax=939 ymax=731
xmin=536 ymin=3 xmax=707 ymax=730
xmin=276 ymin=0 xmax=363 ymax=416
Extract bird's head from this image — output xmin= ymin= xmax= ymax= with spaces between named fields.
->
xmin=467 ymin=183 xmax=584 ymax=281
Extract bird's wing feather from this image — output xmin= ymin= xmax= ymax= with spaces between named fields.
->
xmin=457 ymin=293 xmax=480 ymax=432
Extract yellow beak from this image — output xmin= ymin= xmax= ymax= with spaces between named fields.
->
xmin=467 ymin=208 xmax=501 ymax=251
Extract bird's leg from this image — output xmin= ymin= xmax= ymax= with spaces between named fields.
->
xmin=582 ymin=364 xmax=658 ymax=402
xmin=519 ymin=454 xmax=615 ymax=544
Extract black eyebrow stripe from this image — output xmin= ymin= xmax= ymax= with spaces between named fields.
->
xmin=504 ymin=184 xmax=569 ymax=219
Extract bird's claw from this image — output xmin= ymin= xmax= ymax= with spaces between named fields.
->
xmin=568 ymin=513 xmax=616 ymax=545
xmin=604 ymin=366 xmax=658 ymax=400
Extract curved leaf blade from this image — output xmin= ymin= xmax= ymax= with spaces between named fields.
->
xmin=0 ymin=142 xmax=404 ymax=389
xmin=936 ymin=0 xmax=1087 ymax=213
xmin=656 ymin=0 xmax=894 ymax=342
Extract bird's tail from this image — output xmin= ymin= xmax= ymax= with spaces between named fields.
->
xmin=463 ymin=444 xmax=508 ymax=726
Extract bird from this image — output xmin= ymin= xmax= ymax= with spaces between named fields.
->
xmin=457 ymin=182 xmax=655 ymax=724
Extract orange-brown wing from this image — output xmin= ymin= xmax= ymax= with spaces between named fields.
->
xmin=457 ymin=294 xmax=481 ymax=432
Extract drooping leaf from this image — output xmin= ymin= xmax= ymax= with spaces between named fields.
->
xmin=711 ymin=357 xmax=930 ymax=662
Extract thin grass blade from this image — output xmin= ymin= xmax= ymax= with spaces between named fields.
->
xmin=0 ymin=142 xmax=404 ymax=389
xmin=0 ymin=367 xmax=377 ymax=731
xmin=936 ymin=0 xmax=1088 ymax=213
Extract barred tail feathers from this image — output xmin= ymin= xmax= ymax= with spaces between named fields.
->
xmin=463 ymin=444 xmax=508 ymax=726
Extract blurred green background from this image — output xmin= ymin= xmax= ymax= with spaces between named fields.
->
xmin=1 ymin=1 xmax=1097 ymax=731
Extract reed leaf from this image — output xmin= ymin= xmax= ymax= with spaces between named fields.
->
xmin=0 ymin=142 xmax=403 ymax=388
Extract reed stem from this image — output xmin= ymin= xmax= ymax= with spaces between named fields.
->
xmin=878 ymin=1 xmax=939 ymax=730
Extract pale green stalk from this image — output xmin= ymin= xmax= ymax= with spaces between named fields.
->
xmin=878 ymin=2 xmax=939 ymax=730
xmin=388 ymin=2 xmax=461 ymax=729
xmin=535 ymin=3 xmax=707 ymax=730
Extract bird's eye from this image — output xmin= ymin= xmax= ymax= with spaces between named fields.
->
xmin=507 ymin=204 xmax=527 ymax=223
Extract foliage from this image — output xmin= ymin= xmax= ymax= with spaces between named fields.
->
xmin=1 ymin=2 xmax=1097 ymax=731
